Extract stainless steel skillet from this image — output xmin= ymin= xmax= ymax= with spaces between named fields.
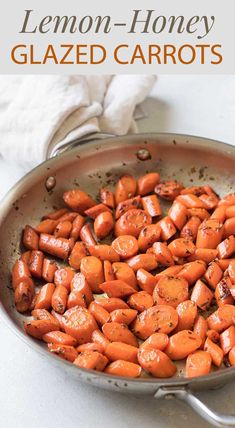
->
xmin=1 ymin=133 xmax=235 ymax=427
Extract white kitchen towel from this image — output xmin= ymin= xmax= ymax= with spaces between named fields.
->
xmin=0 ymin=75 xmax=156 ymax=169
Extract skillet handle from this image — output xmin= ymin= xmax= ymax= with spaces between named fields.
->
xmin=155 ymin=386 xmax=235 ymax=427
xmin=48 ymin=132 xmax=116 ymax=158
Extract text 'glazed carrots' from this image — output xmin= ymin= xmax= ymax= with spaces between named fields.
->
xmin=11 ymin=169 xmax=235 ymax=379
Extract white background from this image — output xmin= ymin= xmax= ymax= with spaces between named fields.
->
xmin=1 ymin=75 xmax=235 ymax=428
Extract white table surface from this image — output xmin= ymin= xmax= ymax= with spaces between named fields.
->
xmin=1 ymin=75 xmax=235 ymax=428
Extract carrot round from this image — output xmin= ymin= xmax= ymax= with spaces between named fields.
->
xmin=196 ymin=219 xmax=224 ymax=249
xmin=188 ymin=208 xmax=210 ymax=221
xmin=191 ymin=279 xmax=213 ymax=310
xmin=115 ymin=196 xmax=141 ymax=220
xmin=178 ymin=260 xmax=206 ymax=285
xmin=89 ymin=245 xmax=120 ymax=262
xmin=104 ymin=360 xmax=141 ymax=378
xmin=128 ymin=291 xmax=153 ymax=312
xmin=207 ymin=304 xmax=235 ymax=332
xmin=112 ymin=262 xmax=137 ymax=288
xmin=32 ymin=308 xmax=61 ymax=327
xmin=176 ymin=300 xmax=197 ymax=332
xmin=102 ymin=322 xmax=138 ymax=347
xmin=99 ymin=187 xmax=115 ymax=208
xmin=63 ymin=189 xmax=96 ymax=213
xmin=136 ymin=268 xmax=157 ymax=294
xmin=204 ymin=261 xmax=223 ymax=289
xmin=115 ymin=209 xmax=152 ymax=238
xmin=112 ymin=235 xmax=139 ymax=259
xmin=69 ymin=242 xmax=87 ymax=270
xmin=152 ymin=242 xmax=174 ymax=267
xmin=138 ymin=348 xmax=176 ymax=378
xmin=158 ymin=216 xmax=177 ymax=241
xmin=126 ymin=253 xmax=158 ymax=272
xmin=110 ymin=309 xmax=138 ymax=325
xmin=186 ymin=350 xmax=212 ymax=378
xmin=140 ymin=333 xmax=169 ymax=351
xmin=70 ymin=272 xmax=93 ymax=306
xmin=168 ymin=238 xmax=195 ymax=258
xmin=105 ymin=342 xmax=138 ymax=363
xmin=35 ymin=283 xmax=55 ymax=310
xmin=35 ymin=219 xmax=58 ymax=234
xmin=54 ymin=267 xmax=75 ymax=292
xmin=115 ymin=175 xmax=137 ymax=204
xmin=168 ymin=200 xmax=188 ymax=230
xmin=155 ymin=180 xmax=184 ymax=201
xmin=132 ymin=305 xmax=178 ymax=339
xmin=137 ymin=172 xmax=160 ymax=196
xmin=67 ymin=289 xmax=87 ymax=309
xmin=43 ymin=331 xmax=77 ymax=346
xmin=180 ymin=216 xmax=201 ymax=241
xmin=141 ymin=195 xmax=162 ymax=217
xmin=64 ymin=306 xmax=98 ymax=344
xmin=99 ymin=280 xmax=136 ymax=298
xmin=54 ymin=220 xmax=72 ymax=239
xmin=94 ymin=211 xmax=114 ymax=239
xmin=204 ymin=338 xmax=224 ymax=367
xmin=153 ymin=275 xmax=188 ymax=308
xmin=80 ymin=256 xmax=104 ymax=293
xmin=95 ymin=297 xmax=129 ymax=313
xmin=165 ymin=330 xmax=202 ymax=360
xmin=138 ymin=224 xmax=161 ymax=252
xmin=48 ymin=344 xmax=78 ymax=362
xmin=88 ymin=301 xmax=110 ymax=325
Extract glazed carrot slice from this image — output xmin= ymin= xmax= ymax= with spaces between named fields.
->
xmin=204 ymin=261 xmax=223 ymax=290
xmin=28 ymin=250 xmax=44 ymax=278
xmin=168 ymin=200 xmax=188 ymax=230
xmin=126 ymin=253 xmax=158 ymax=272
xmin=211 ymin=206 xmax=226 ymax=222
xmin=168 ymin=238 xmax=195 ymax=258
xmin=218 ymin=193 xmax=235 ymax=207
xmin=206 ymin=330 xmax=220 ymax=343
xmin=80 ymin=224 xmax=97 ymax=247
xmin=23 ymin=225 xmax=39 ymax=250
xmin=115 ymin=196 xmax=141 ymax=219
xmin=153 ymin=275 xmax=188 ymax=308
xmin=63 ymin=189 xmax=96 ymax=214
xmin=12 ymin=259 xmax=33 ymax=290
xmin=94 ymin=297 xmax=129 ymax=312
xmin=137 ymin=172 xmax=160 ymax=196
xmin=187 ymin=248 xmax=218 ymax=264
xmin=48 ymin=344 xmax=78 ymax=362
xmin=207 ymin=304 xmax=235 ymax=332
xmin=155 ymin=265 xmax=183 ymax=282
xmin=32 ymin=309 xmax=61 ymax=327
xmin=141 ymin=195 xmax=162 ymax=217
xmin=105 ymin=342 xmax=138 ymax=363
xmin=140 ymin=333 xmax=169 ymax=351
xmin=39 ymin=233 xmax=70 ymax=260
xmin=102 ymin=322 xmax=138 ymax=347
xmin=115 ymin=209 xmax=152 ymax=238
xmin=138 ymin=348 xmax=176 ymax=378
xmin=55 ymin=212 xmax=78 ymax=223
xmin=115 ymin=175 xmax=137 ymax=204
xmin=112 ymin=262 xmax=137 ymax=288
xmin=67 ymin=289 xmax=87 ymax=309
xmin=54 ymin=221 xmax=72 ymax=239
xmin=99 ymin=280 xmax=136 ymax=298
xmin=225 ymin=205 xmax=235 ymax=218
xmin=177 ymin=194 xmax=207 ymax=209
xmin=64 ymin=306 xmax=98 ymax=344
xmin=80 ymin=256 xmax=104 ymax=293
xmin=35 ymin=219 xmax=58 ymax=234
xmin=199 ymin=194 xmax=219 ymax=210
xmin=35 ymin=283 xmax=55 ymax=310
xmin=228 ymin=346 xmax=235 ymax=366
xmin=104 ymin=260 xmax=115 ymax=282
xmin=186 ymin=350 xmax=212 ymax=378
xmin=99 ymin=188 xmax=115 ymax=208
xmin=165 ymin=330 xmax=202 ymax=360
xmin=158 ymin=216 xmax=177 ymax=241
xmin=138 ymin=224 xmax=161 ymax=252
xmin=218 ymin=259 xmax=235 ymax=271
xmin=155 ymin=180 xmax=184 ymax=201
xmin=52 ymin=285 xmax=68 ymax=314
xmin=176 ymin=300 xmax=197 ymax=332
xmin=94 ymin=211 xmax=114 ymax=239
xmin=77 ymin=343 xmax=104 ymax=354
xmin=215 ymin=277 xmax=234 ymax=307
xmin=50 ymin=310 xmax=66 ymax=331
xmin=196 ymin=219 xmax=224 ymax=249
xmin=104 ymin=360 xmax=141 ymax=378
xmin=24 ymin=319 xmax=58 ymax=339
xmin=42 ymin=208 xmax=68 ymax=221
xmin=91 ymin=330 xmax=110 ymax=351
xmin=89 ymin=245 xmax=120 ymax=262
xmin=223 ymin=218 xmax=235 ymax=239
xmin=14 ymin=280 xmax=34 ymax=313
xmin=85 ymin=203 xmax=112 ymax=219
xmin=110 ymin=309 xmax=138 ymax=325
xmin=42 ymin=259 xmax=57 ymax=283
xmin=88 ymin=301 xmax=110 ymax=325
xmin=132 ymin=305 xmax=178 ymax=339
xmin=180 ymin=186 xmax=205 ymax=196
xmin=128 ymin=291 xmax=153 ymax=312
xmin=177 ymin=260 xmax=206 ymax=285
xmin=220 ymin=326 xmax=235 ymax=354
xmin=180 ymin=216 xmax=201 ymax=241
xmin=54 ymin=267 xmax=75 ymax=292
xmin=191 ymin=279 xmax=213 ymax=310
xmin=204 ymin=338 xmax=224 ymax=367
xmin=136 ymin=268 xmax=157 ymax=294
xmin=112 ymin=235 xmax=139 ymax=259
xmin=43 ymin=331 xmax=77 ymax=346
xmin=187 ymin=208 xmax=210 ymax=221
xmin=193 ymin=315 xmax=208 ymax=345
xmin=70 ymin=214 xmax=85 ymax=240
xmin=70 ymin=273 xmax=93 ymax=306
xmin=20 ymin=250 xmax=32 ymax=264
xmin=217 ymin=235 xmax=235 ymax=259
xmin=69 ymin=242 xmax=87 ymax=270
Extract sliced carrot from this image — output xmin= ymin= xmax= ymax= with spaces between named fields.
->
xmin=140 ymin=333 xmax=169 ymax=351
xmin=126 ymin=253 xmax=158 ymax=273
xmin=215 ymin=277 xmax=234 ymax=306
xmin=42 ymin=208 xmax=68 ymax=221
xmin=23 ymin=225 xmax=39 ymax=250
xmin=48 ymin=343 xmax=78 ymax=362
xmin=152 ymin=242 xmax=174 ymax=267
xmin=180 ymin=186 xmax=205 ymax=196
xmin=39 ymin=233 xmax=70 ymax=259
xmin=94 ymin=211 xmax=114 ymax=239
xmin=138 ymin=224 xmax=161 ymax=252
xmin=88 ymin=301 xmax=110 ymax=325
xmin=43 ymin=331 xmax=77 ymax=346
xmin=64 ymin=306 xmax=98 ymax=344
xmin=54 ymin=221 xmax=72 ymax=239
xmin=115 ymin=174 xmax=137 ymax=204
xmin=110 ymin=309 xmax=138 ymax=325
xmin=91 ymin=329 xmax=110 ymax=351
xmin=94 ymin=297 xmax=129 ymax=313
xmin=191 ymin=279 xmax=213 ymax=310
xmin=177 ymin=194 xmax=207 ymax=209
xmin=80 ymin=224 xmax=97 ymax=247
xmin=141 ymin=194 xmax=162 ymax=217
xmin=196 ymin=219 xmax=224 ymax=249
xmin=158 ymin=216 xmax=177 ymax=241
xmin=50 ymin=310 xmax=66 ymax=331
xmin=105 ymin=342 xmax=138 ymax=363
xmin=112 ymin=262 xmax=137 ymax=288
xmin=211 ymin=206 xmax=226 ymax=222
xmin=207 ymin=304 xmax=235 ymax=332
xmin=56 ymin=212 xmax=78 ymax=223
xmin=177 ymin=260 xmax=206 ymax=285
xmin=42 ymin=259 xmax=57 ymax=283
xmin=223 ymin=218 xmax=235 ymax=238
xmin=35 ymin=219 xmax=58 ymax=234
xmin=168 ymin=238 xmax=195 ymax=258
xmin=187 ymin=248 xmax=218 ymax=263
xmin=217 ymin=235 xmax=235 ymax=259
xmin=63 ymin=189 xmax=96 ymax=214
xmin=12 ymin=259 xmax=32 ymax=290
xmin=138 ymin=348 xmax=176 ymax=378
xmin=199 ymin=194 xmax=219 ymax=210
xmin=85 ymin=203 xmax=112 ymax=219
xmin=204 ymin=261 xmax=223 ymax=290
xmin=24 ymin=319 xmax=58 ymax=339
xmin=104 ymin=260 xmax=115 ymax=282
xmin=77 ymin=343 xmax=104 ymax=354
xmin=132 ymin=305 xmax=178 ymax=339
xmin=136 ymin=268 xmax=157 ymax=294
xmin=89 ymin=245 xmax=120 ymax=262
xmin=204 ymin=338 xmax=224 ymax=367
xmin=218 ymin=193 xmax=235 ymax=207
xmin=220 ymin=325 xmax=235 ymax=354
xmin=99 ymin=187 xmax=115 ymax=208
xmin=80 ymin=256 xmax=104 ymax=293
xmin=206 ymin=330 xmax=220 ymax=343
xmin=20 ymin=250 xmax=32 ymax=264
xmin=155 ymin=265 xmax=183 ymax=282
xmin=193 ymin=315 xmax=208 ymax=345
xmin=180 ymin=216 xmax=201 ymax=241
xmin=168 ymin=200 xmax=188 ymax=230
xmin=102 ymin=322 xmax=138 ymax=347
xmin=14 ymin=280 xmax=34 ymax=313
xmin=115 ymin=196 xmax=141 ymax=219
xmin=115 ymin=209 xmax=152 ymax=238
xmin=153 ymin=275 xmax=188 ymax=308
xmin=28 ymin=250 xmax=44 ymax=278
xmin=51 ymin=285 xmax=68 ymax=314
xmin=137 ymin=172 xmax=160 ymax=196
xmin=155 ymin=180 xmax=184 ymax=201
xmin=228 ymin=346 xmax=235 ymax=366
xmin=176 ymin=300 xmax=197 ymax=331
xmin=69 ymin=241 xmax=87 ymax=270
xmin=54 ymin=267 xmax=74 ymax=292
xmin=70 ymin=214 xmax=85 ymax=240
xmin=112 ymin=235 xmax=139 ymax=259
xmin=32 ymin=309 xmax=61 ymax=327
xmin=186 ymin=350 xmax=212 ymax=377
xmin=35 ymin=283 xmax=55 ymax=310
xmin=165 ymin=330 xmax=202 ymax=360
xmin=218 ymin=259 xmax=235 ymax=271
xmin=99 ymin=280 xmax=136 ymax=298
xmin=70 ymin=272 xmax=93 ymax=306
xmin=128 ymin=291 xmax=153 ymax=312
xmin=104 ymin=360 xmax=141 ymax=378
xmin=187 ymin=208 xmax=210 ymax=221
xmin=67 ymin=289 xmax=87 ymax=309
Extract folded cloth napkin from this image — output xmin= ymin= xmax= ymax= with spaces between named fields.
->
xmin=0 ymin=75 xmax=156 ymax=169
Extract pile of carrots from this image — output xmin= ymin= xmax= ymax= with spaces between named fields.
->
xmin=11 ymin=171 xmax=235 ymax=378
